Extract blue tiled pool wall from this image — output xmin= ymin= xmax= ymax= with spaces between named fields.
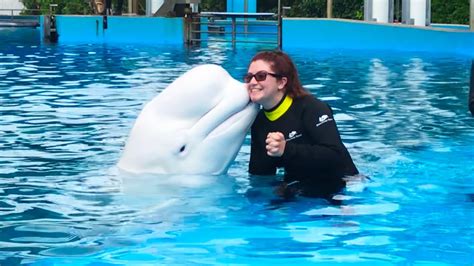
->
xmin=0 ymin=27 xmax=40 ymax=46
xmin=282 ymin=19 xmax=474 ymax=57
xmin=36 ymin=15 xmax=474 ymax=57
xmin=46 ymin=16 xmax=183 ymax=45
xmin=226 ymin=0 xmax=256 ymax=13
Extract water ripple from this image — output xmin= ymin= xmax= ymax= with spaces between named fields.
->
xmin=0 ymin=38 xmax=473 ymax=264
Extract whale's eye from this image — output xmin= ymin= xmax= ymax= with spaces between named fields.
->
xmin=179 ymin=145 xmax=186 ymax=153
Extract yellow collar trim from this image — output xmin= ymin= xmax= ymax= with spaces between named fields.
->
xmin=264 ymin=95 xmax=293 ymax=121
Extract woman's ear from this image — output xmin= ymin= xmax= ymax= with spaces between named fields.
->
xmin=278 ymin=77 xmax=288 ymax=90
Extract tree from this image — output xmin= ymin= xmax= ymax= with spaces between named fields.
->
xmin=254 ymin=0 xmax=468 ymax=24
xmin=19 ymin=0 xmax=470 ymax=24
xmin=200 ymin=0 xmax=226 ymax=12
xmin=431 ymin=0 xmax=469 ymax=24
xmin=20 ymin=0 xmax=93 ymax=15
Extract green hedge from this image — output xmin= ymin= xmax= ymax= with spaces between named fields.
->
xmin=431 ymin=0 xmax=469 ymax=24
xmin=254 ymin=0 xmax=469 ymax=24
xmin=20 ymin=0 xmax=93 ymax=15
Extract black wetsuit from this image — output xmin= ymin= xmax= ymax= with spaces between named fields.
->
xmin=469 ymin=61 xmax=474 ymax=116
xmin=249 ymin=94 xmax=359 ymax=197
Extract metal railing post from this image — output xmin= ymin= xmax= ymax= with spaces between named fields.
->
xmin=244 ymin=0 xmax=248 ymax=33
xmin=231 ymin=17 xmax=236 ymax=47
xmin=471 ymin=0 xmax=474 ymax=31
xmin=278 ymin=0 xmax=282 ymax=49
xmin=327 ymin=0 xmax=333 ymax=18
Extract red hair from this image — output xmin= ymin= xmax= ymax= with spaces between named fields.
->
xmin=249 ymin=50 xmax=309 ymax=98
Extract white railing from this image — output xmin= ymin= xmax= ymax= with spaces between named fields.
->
xmin=0 ymin=8 xmax=24 ymax=17
xmin=0 ymin=8 xmax=41 ymax=27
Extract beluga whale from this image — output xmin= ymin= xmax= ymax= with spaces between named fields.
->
xmin=117 ymin=64 xmax=259 ymax=175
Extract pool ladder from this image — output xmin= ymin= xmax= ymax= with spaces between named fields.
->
xmin=185 ymin=12 xmax=282 ymax=49
xmin=44 ymin=4 xmax=58 ymax=43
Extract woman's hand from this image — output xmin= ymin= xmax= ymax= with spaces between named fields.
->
xmin=265 ymin=132 xmax=286 ymax=157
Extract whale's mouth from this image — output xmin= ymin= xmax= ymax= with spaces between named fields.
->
xmin=207 ymin=101 xmax=256 ymax=139
xmin=175 ymin=101 xmax=255 ymax=158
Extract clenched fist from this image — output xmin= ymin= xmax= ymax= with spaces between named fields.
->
xmin=265 ymin=132 xmax=286 ymax=157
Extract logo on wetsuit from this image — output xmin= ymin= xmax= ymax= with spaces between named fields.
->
xmin=316 ymin=114 xmax=333 ymax=127
xmin=286 ymin=130 xmax=302 ymax=141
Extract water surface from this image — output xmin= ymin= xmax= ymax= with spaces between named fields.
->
xmin=1 ymin=29 xmax=473 ymax=265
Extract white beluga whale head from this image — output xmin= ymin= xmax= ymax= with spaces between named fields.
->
xmin=117 ymin=64 xmax=258 ymax=175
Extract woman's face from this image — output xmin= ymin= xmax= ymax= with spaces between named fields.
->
xmin=246 ymin=60 xmax=286 ymax=110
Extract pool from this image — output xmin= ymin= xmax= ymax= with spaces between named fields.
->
xmin=1 ymin=29 xmax=473 ymax=265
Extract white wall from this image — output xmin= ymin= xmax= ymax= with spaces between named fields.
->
xmin=146 ymin=0 xmax=164 ymax=16
xmin=0 ymin=0 xmax=25 ymax=15
xmin=410 ymin=0 xmax=427 ymax=26
xmin=372 ymin=0 xmax=390 ymax=23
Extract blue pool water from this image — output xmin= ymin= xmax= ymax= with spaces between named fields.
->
xmin=1 ymin=29 xmax=473 ymax=265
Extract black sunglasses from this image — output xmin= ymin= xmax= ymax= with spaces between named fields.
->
xmin=244 ymin=70 xmax=282 ymax=83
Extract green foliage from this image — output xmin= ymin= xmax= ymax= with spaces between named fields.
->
xmin=431 ymin=0 xmax=469 ymax=24
xmin=254 ymin=0 xmax=469 ymax=24
xmin=20 ymin=0 xmax=92 ymax=15
xmin=200 ymin=0 xmax=226 ymax=12
xmin=19 ymin=0 xmax=470 ymax=24
xmin=288 ymin=0 xmax=326 ymax=18
xmin=333 ymin=0 xmax=363 ymax=19
xmin=255 ymin=0 xmax=363 ymax=18
xmin=229 ymin=0 xmax=366 ymax=19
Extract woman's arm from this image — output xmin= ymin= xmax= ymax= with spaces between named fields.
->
xmin=281 ymin=98 xmax=346 ymax=170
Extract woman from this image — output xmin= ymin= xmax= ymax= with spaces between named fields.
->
xmin=245 ymin=50 xmax=359 ymax=198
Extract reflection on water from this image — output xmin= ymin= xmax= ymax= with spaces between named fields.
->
xmin=0 ymin=37 xmax=473 ymax=264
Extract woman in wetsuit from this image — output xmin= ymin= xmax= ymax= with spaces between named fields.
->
xmin=245 ymin=50 xmax=359 ymax=198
